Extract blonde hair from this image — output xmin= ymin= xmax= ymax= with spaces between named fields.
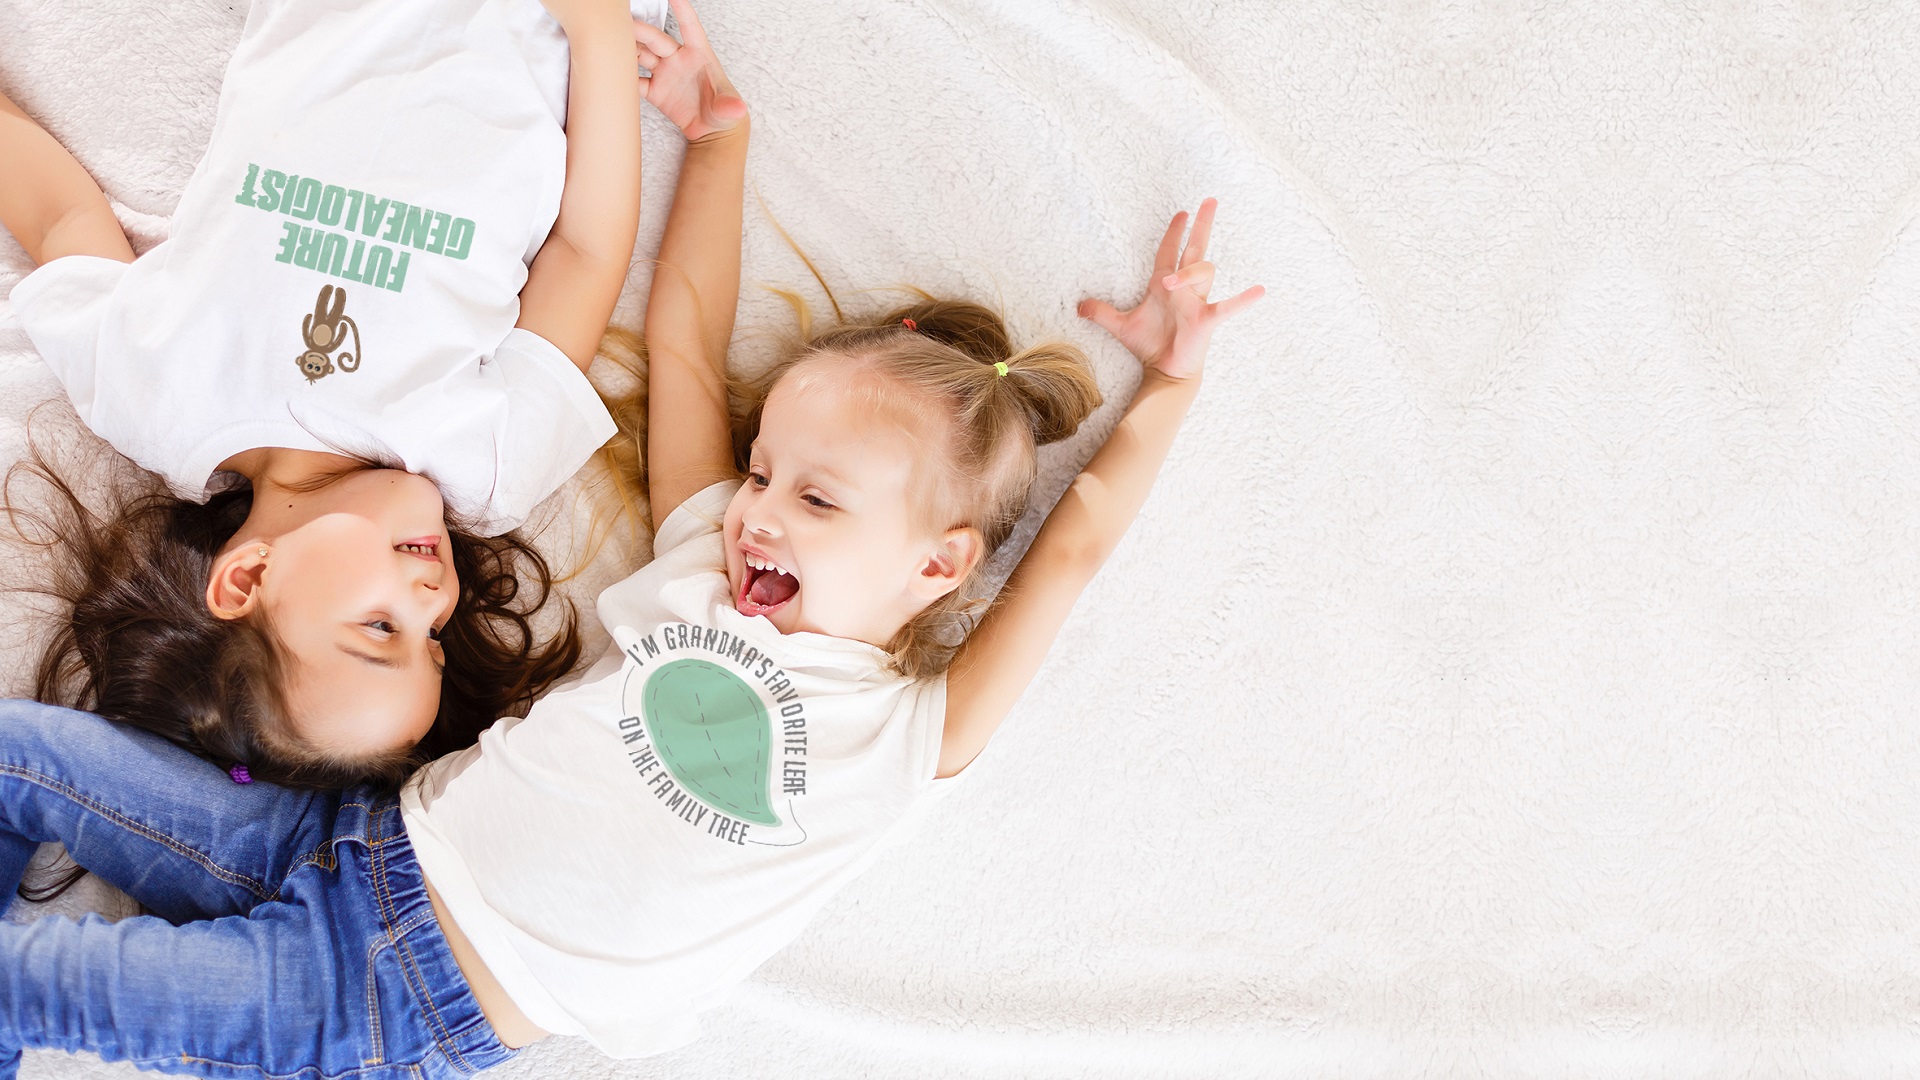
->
xmin=588 ymin=325 xmax=652 ymax=542
xmin=593 ymin=281 xmax=1102 ymax=679
xmin=732 ymin=289 xmax=1102 ymax=678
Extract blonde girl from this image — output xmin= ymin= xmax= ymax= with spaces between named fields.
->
xmin=0 ymin=0 xmax=1260 ymax=1072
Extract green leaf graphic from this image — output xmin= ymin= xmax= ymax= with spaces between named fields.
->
xmin=641 ymin=659 xmax=780 ymax=826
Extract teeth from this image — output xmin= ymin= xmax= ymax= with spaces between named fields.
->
xmin=744 ymin=554 xmax=789 ymax=576
xmin=398 ymin=543 xmax=436 ymax=556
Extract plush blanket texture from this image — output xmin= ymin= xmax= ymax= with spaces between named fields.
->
xmin=6 ymin=0 xmax=1920 ymax=1077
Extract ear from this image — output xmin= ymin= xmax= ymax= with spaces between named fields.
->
xmin=206 ymin=544 xmax=270 ymax=621
xmin=911 ymin=527 xmax=985 ymax=603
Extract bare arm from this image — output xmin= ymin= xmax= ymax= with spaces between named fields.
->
xmin=645 ymin=125 xmax=748 ymax=521
xmin=939 ymin=200 xmax=1266 ymax=777
xmin=0 ymin=89 xmax=134 ymax=266
xmin=515 ymin=4 xmax=645 ymax=373
xmin=941 ymin=372 xmax=1202 ymax=775
xmin=639 ymin=0 xmax=750 ymax=522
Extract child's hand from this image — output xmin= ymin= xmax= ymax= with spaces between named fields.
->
xmin=636 ymin=0 xmax=748 ymax=143
xmin=1077 ymin=198 xmax=1264 ymax=382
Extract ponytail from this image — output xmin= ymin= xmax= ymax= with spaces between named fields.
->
xmin=879 ymin=298 xmax=1101 ymax=448
xmin=731 ymin=289 xmax=1102 ymax=679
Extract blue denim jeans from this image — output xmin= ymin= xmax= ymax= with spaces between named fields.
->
xmin=0 ymin=699 xmax=516 ymax=1079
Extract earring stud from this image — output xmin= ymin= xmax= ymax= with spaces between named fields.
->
xmin=258 ymin=547 xmax=268 ymax=558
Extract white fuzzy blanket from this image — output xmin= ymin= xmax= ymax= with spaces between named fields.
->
xmin=7 ymin=0 xmax=1920 ymax=1077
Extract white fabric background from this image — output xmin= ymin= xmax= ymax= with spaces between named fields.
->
xmin=4 ymin=0 xmax=1920 ymax=1076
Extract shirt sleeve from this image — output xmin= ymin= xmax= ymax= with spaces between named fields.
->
xmin=7 ymin=255 xmax=131 ymax=428
xmin=478 ymin=327 xmax=619 ymax=531
xmin=652 ymin=480 xmax=740 ymax=558
xmin=912 ymin=674 xmax=973 ymax=792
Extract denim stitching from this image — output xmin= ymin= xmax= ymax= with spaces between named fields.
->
xmin=389 ymin=909 xmax=435 ymax=939
xmin=0 ymin=763 xmax=274 ymax=901
xmin=369 ymin=832 xmax=477 ymax=1075
xmin=363 ymin=907 xmax=436 ymax=1065
xmin=393 ymin=924 xmax=475 ymax=1073
xmin=365 ymin=932 xmax=389 ymax=1066
xmin=328 ymin=803 xmax=375 ymax=854
xmin=171 ymin=1052 xmax=414 ymax=1080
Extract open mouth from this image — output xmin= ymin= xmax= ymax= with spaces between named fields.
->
xmin=738 ymin=552 xmax=799 ymax=618
xmin=395 ymin=537 xmax=441 ymax=562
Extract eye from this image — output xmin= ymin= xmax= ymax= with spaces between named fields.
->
xmin=802 ymin=493 xmax=835 ymax=510
xmin=749 ymin=470 xmax=770 ymax=489
xmin=365 ymin=619 xmax=397 ymax=636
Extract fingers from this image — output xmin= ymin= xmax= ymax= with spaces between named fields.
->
xmin=1152 ymin=211 xmax=1188 ymax=279
xmin=1210 ymin=283 xmax=1265 ymax=322
xmin=1077 ymin=298 xmax=1126 ymax=337
xmin=634 ymin=18 xmax=676 ymax=74
xmin=666 ymin=0 xmax=710 ymax=48
xmin=1179 ymin=197 xmax=1217 ymax=268
xmin=1160 ymin=261 xmax=1214 ymax=296
xmin=633 ymin=19 xmax=680 ymax=55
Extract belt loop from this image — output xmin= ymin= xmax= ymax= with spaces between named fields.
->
xmin=327 ymin=790 xmax=381 ymax=853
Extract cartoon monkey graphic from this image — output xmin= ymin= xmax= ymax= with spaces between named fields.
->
xmin=295 ymin=285 xmax=363 ymax=383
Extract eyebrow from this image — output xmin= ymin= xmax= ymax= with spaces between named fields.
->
xmin=810 ymin=463 xmax=853 ymax=489
xmin=756 ymin=448 xmax=854 ymax=492
xmin=338 ymin=645 xmax=403 ymax=669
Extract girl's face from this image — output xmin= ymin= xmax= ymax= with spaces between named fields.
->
xmin=724 ymin=364 xmax=977 ymax=647
xmin=214 ymin=469 xmax=457 ymax=757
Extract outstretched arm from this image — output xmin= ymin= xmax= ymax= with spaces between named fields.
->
xmin=939 ymin=199 xmax=1265 ymax=777
xmin=641 ymin=0 xmax=750 ymax=522
xmin=515 ymin=0 xmax=647 ymax=372
xmin=0 ymin=89 xmax=134 ymax=266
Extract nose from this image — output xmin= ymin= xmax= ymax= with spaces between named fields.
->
xmin=741 ymin=494 xmax=782 ymax=540
xmin=413 ymin=558 xmax=447 ymax=591
xmin=415 ymin=576 xmax=455 ymax=627
xmin=411 ymin=555 xmax=453 ymax=613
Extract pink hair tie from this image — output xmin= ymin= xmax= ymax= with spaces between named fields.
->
xmin=228 ymin=764 xmax=253 ymax=785
xmin=901 ymin=318 xmax=918 ymax=331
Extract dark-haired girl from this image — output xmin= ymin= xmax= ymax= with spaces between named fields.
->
xmin=0 ymin=0 xmax=1260 ymax=1072
xmin=0 ymin=0 xmax=702 ymax=784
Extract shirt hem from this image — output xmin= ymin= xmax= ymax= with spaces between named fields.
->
xmin=8 ymin=255 xmax=126 ymax=314
xmin=8 ymin=255 xmax=133 ymax=394
xmin=399 ymin=773 xmax=583 ymax=1041
xmin=400 ymin=773 xmax=705 ymax=1059
xmin=176 ymin=421 xmax=335 ymax=502
xmin=493 ymin=326 xmax=615 ymax=440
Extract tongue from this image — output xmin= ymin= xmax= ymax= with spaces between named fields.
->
xmin=748 ymin=568 xmax=799 ymax=608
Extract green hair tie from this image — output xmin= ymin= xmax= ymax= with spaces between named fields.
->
xmin=994 ymin=361 xmax=1010 ymax=378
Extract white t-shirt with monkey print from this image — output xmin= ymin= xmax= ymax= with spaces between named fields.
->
xmin=8 ymin=0 xmax=664 ymax=533
xmin=401 ymin=481 xmax=960 ymax=1058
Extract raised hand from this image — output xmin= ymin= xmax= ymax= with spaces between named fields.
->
xmin=1077 ymin=198 xmax=1264 ymax=381
xmin=635 ymin=0 xmax=748 ymax=143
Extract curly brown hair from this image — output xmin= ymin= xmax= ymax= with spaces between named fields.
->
xmin=7 ymin=453 xmax=582 ymax=790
